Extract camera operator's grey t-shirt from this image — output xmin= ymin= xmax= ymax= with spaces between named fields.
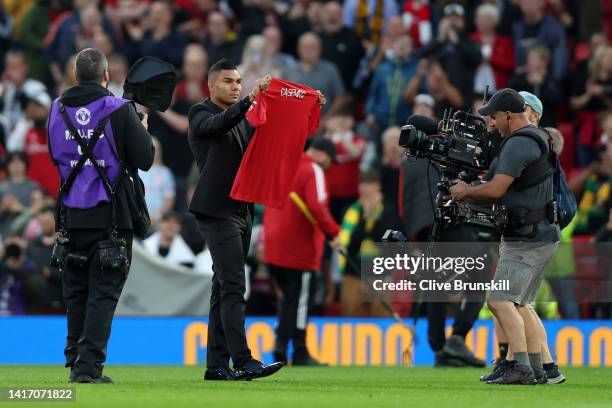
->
xmin=484 ymin=126 xmax=560 ymax=242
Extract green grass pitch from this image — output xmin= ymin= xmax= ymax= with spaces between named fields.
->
xmin=1 ymin=366 xmax=611 ymax=408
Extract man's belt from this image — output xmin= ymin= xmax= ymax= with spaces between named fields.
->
xmin=507 ymin=207 xmax=548 ymax=227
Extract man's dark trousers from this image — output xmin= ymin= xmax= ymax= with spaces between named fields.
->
xmin=426 ymin=225 xmax=491 ymax=352
xmin=267 ymin=265 xmax=315 ymax=357
xmin=62 ymin=229 xmax=132 ymax=377
xmin=197 ymin=205 xmax=253 ymax=369
xmin=427 ymin=299 xmax=484 ymax=352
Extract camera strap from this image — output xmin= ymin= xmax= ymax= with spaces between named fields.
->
xmin=501 ymin=128 xmax=556 ymax=192
xmin=496 ymin=127 xmax=558 ymax=230
xmin=57 ymin=101 xmax=119 ymax=236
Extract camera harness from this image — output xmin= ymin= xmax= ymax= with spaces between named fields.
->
xmin=51 ymin=101 xmax=131 ymax=273
xmin=496 ymin=127 xmax=558 ymax=230
xmin=57 ymin=102 xmax=119 ymax=237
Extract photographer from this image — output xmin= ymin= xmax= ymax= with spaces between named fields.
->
xmin=47 ymin=48 xmax=154 ymax=384
xmin=449 ymin=88 xmax=560 ymax=385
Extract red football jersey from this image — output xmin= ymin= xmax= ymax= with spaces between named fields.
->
xmin=25 ymin=127 xmax=60 ymax=197
xmin=230 ymin=78 xmax=321 ymax=208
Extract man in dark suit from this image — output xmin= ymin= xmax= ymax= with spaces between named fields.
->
xmin=187 ymin=59 xmax=283 ymax=381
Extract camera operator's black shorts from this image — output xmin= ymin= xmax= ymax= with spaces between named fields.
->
xmin=488 ymin=241 xmax=558 ymax=306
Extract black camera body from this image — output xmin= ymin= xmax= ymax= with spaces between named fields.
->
xmin=50 ymin=235 xmax=89 ymax=269
xmin=50 ymin=235 xmax=69 ymax=268
xmin=98 ymin=238 xmax=130 ymax=274
xmin=399 ymin=111 xmax=507 ymax=236
xmin=50 ymin=234 xmax=129 ymax=272
xmin=400 ymin=110 xmax=492 ymax=180
xmin=66 ymin=252 xmax=89 ymax=269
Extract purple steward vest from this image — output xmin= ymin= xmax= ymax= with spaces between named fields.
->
xmin=48 ymin=95 xmax=129 ymax=209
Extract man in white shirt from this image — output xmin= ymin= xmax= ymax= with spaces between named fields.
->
xmin=143 ymin=212 xmax=195 ymax=268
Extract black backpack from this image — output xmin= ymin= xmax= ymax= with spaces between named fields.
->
xmin=501 ymin=127 xmax=577 ymax=229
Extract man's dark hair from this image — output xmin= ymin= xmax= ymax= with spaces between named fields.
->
xmin=74 ymin=48 xmax=108 ymax=83
xmin=5 ymin=151 xmax=29 ymax=170
xmin=334 ymin=103 xmax=355 ymax=118
xmin=208 ymin=59 xmax=237 ymax=81
xmin=5 ymin=48 xmax=25 ymax=61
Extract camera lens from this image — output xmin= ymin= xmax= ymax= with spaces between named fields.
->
xmin=399 ymin=125 xmax=428 ymax=151
xmin=409 ymin=129 xmax=428 ymax=150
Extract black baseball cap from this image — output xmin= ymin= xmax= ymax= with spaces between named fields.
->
xmin=309 ymin=137 xmax=338 ymax=163
xmin=478 ymin=88 xmax=526 ymax=116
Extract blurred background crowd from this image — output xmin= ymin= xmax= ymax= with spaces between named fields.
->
xmin=0 ymin=0 xmax=611 ymax=319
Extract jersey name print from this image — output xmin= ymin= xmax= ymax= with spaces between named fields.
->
xmin=230 ymin=78 xmax=321 ymax=208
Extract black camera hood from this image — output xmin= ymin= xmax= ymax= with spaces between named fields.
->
xmin=123 ymin=56 xmax=177 ymax=112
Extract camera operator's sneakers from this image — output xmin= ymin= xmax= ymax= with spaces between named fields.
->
xmin=486 ymin=363 xmax=537 ymax=385
xmin=441 ymin=335 xmax=486 ymax=367
xmin=480 ymin=359 xmax=512 ymax=382
xmin=544 ymin=363 xmax=566 ymax=384
xmin=534 ymin=367 xmax=548 ymax=384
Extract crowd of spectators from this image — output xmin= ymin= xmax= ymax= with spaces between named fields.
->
xmin=0 ymin=0 xmax=611 ymax=318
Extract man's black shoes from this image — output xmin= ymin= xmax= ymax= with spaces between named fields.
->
xmin=233 ymin=359 xmax=284 ymax=381
xmin=67 ymin=365 xmax=113 ymax=384
xmin=435 ymin=351 xmax=469 ymax=367
xmin=544 ymin=363 xmax=566 ymax=384
xmin=486 ymin=362 xmax=537 ymax=385
xmin=203 ymin=360 xmax=284 ymax=381
xmin=204 ymin=367 xmax=236 ymax=381
xmin=292 ymin=354 xmax=328 ymax=366
xmin=75 ymin=374 xmax=114 ymax=384
xmin=274 ymin=349 xmax=326 ymax=366
xmin=441 ymin=335 xmax=486 ymax=367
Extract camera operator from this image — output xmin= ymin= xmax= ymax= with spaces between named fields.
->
xmin=483 ymin=91 xmax=565 ymax=383
xmin=449 ymin=88 xmax=560 ymax=385
xmin=47 ymin=48 xmax=154 ymax=384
